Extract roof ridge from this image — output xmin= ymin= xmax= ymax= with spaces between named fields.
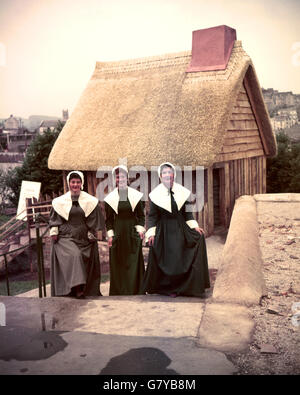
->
xmin=95 ymin=50 xmax=191 ymax=69
xmin=93 ymin=41 xmax=245 ymax=76
xmin=95 ymin=41 xmax=243 ymax=68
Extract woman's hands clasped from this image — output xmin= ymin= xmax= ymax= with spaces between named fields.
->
xmin=108 ymin=231 xmax=144 ymax=248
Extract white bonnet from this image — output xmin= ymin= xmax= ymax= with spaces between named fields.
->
xmin=158 ymin=162 xmax=176 ymax=180
xmin=67 ymin=171 xmax=84 ymax=190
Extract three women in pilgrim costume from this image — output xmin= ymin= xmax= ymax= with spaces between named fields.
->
xmin=50 ymin=163 xmax=210 ymax=299
xmin=49 ymin=171 xmax=104 ymax=298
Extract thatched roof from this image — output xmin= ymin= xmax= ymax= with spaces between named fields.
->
xmin=48 ymin=41 xmax=276 ymax=171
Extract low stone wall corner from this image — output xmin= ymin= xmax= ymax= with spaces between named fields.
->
xmin=212 ymin=195 xmax=266 ymax=306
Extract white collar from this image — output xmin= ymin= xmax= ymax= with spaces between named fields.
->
xmin=104 ymin=186 xmax=143 ymax=214
xmin=52 ymin=191 xmax=99 ymax=221
xmin=149 ymin=182 xmax=191 ymax=213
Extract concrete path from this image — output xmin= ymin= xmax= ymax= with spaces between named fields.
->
xmin=0 ymin=230 xmax=255 ymax=376
xmin=2 ymin=195 xmax=297 ymax=377
xmin=0 ymin=293 xmax=237 ymax=375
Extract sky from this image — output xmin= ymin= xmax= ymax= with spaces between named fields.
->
xmin=0 ymin=0 xmax=299 ymax=119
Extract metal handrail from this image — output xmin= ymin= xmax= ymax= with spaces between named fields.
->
xmin=0 ymin=208 xmax=27 ymax=232
xmin=0 ymin=243 xmax=30 ymax=258
xmin=0 ymin=220 xmax=26 ymax=242
xmin=0 ymin=223 xmax=49 ymax=258
xmin=34 ymin=215 xmax=50 ymax=298
xmin=0 ymin=203 xmax=51 ymax=243
xmin=1 ymin=213 xmax=50 ymax=297
xmin=1 ymin=242 xmax=31 ymax=297
xmin=0 ymin=208 xmax=48 ymax=242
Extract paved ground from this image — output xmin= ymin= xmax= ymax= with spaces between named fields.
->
xmin=0 ymin=232 xmax=242 ymax=376
xmin=4 ymin=203 xmax=293 ymax=378
xmin=1 ymin=195 xmax=298 ymax=378
xmin=0 ymin=294 xmax=236 ymax=376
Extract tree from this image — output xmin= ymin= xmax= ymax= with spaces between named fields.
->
xmin=0 ymin=167 xmax=21 ymax=208
xmin=267 ymin=132 xmax=291 ymax=193
xmin=267 ymin=131 xmax=300 ymax=193
xmin=19 ymin=129 xmax=62 ymax=194
xmin=289 ymin=142 xmax=300 ymax=192
xmin=0 ymin=168 xmax=13 ymax=211
xmin=2 ymin=124 xmax=64 ymax=207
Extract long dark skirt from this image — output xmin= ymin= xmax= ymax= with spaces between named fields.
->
xmin=108 ymin=201 xmax=145 ymax=296
xmin=50 ymin=236 xmax=101 ymax=297
xmin=143 ymin=218 xmax=210 ymax=297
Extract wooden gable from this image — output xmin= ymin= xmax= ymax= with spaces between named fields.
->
xmin=216 ymin=83 xmax=265 ymax=163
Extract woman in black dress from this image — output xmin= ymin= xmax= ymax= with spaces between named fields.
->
xmin=104 ymin=165 xmax=145 ymax=295
xmin=143 ymin=162 xmax=210 ymax=297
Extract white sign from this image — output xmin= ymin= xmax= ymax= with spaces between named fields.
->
xmin=16 ymin=180 xmax=41 ymax=220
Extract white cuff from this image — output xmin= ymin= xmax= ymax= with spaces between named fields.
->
xmin=186 ymin=220 xmax=199 ymax=229
xmin=107 ymin=229 xmax=114 ymax=238
xmin=135 ymin=225 xmax=146 ymax=234
xmin=145 ymin=226 xmax=156 ymax=243
xmin=50 ymin=226 xmax=58 ymax=236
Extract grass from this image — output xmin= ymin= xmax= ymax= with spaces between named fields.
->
xmin=0 ymin=280 xmax=50 ymax=296
xmin=0 ymin=213 xmax=27 ymax=238
xmin=0 ymin=273 xmax=110 ymax=296
xmin=0 ymin=214 xmax=12 ymax=227
xmin=101 ymin=273 xmax=110 ymax=284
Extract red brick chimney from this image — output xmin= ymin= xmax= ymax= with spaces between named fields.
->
xmin=186 ymin=25 xmax=236 ymax=72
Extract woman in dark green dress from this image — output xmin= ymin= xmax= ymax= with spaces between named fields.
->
xmin=104 ymin=165 xmax=145 ymax=295
xmin=143 ymin=162 xmax=210 ymax=297
xmin=50 ymin=171 xmax=104 ymax=298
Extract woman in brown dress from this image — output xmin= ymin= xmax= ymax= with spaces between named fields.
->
xmin=49 ymin=171 xmax=104 ymax=298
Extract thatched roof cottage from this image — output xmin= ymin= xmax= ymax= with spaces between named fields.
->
xmin=48 ymin=25 xmax=276 ymax=235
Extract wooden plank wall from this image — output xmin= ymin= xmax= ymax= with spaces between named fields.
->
xmin=203 ymin=80 xmax=268 ymax=234
xmin=195 ymin=157 xmax=266 ymax=235
xmin=195 ymin=169 xmax=210 ymax=235
xmin=62 ymin=170 xmax=68 ymax=193
xmin=215 ymin=84 xmax=264 ymax=163
xmin=226 ymin=156 xmax=266 ymax=215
